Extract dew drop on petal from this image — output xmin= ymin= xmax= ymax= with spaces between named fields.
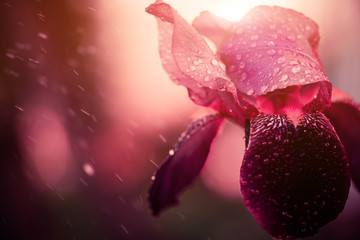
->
xmin=251 ymin=35 xmax=259 ymax=41
xmin=278 ymin=57 xmax=286 ymax=64
xmin=235 ymin=54 xmax=242 ymax=60
xmin=280 ymin=74 xmax=288 ymax=81
xmin=273 ymin=67 xmax=280 ymax=74
xmin=169 ymin=149 xmax=175 ymax=155
xmin=239 ymin=61 xmax=246 ymax=69
xmin=211 ymin=59 xmax=219 ymax=66
xmin=261 ymin=85 xmax=268 ymax=93
xmin=292 ymin=66 xmax=301 ymax=73
xmin=241 ymin=72 xmax=248 ymax=80
xmin=267 ymin=41 xmax=275 ymax=47
xmin=251 ymin=189 xmax=260 ymax=195
xmin=266 ymin=49 xmax=276 ymax=56
xmin=247 ymin=89 xmax=254 ymax=95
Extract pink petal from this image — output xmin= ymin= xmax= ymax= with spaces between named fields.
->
xmin=146 ymin=1 xmax=236 ymax=106
xmin=149 ymin=114 xmax=224 ymax=215
xmin=323 ymin=88 xmax=360 ymax=191
xmin=192 ymin=11 xmax=232 ymax=47
xmin=241 ymin=113 xmax=350 ymax=239
xmin=220 ymin=6 xmax=331 ymax=108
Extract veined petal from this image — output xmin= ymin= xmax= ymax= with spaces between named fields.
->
xmin=146 ymin=1 xmax=236 ymax=107
xmin=220 ymin=6 xmax=331 ymax=109
xmin=240 ymin=112 xmax=350 ymax=239
xmin=324 ymin=88 xmax=360 ymax=191
xmin=149 ymin=114 xmax=224 ymax=216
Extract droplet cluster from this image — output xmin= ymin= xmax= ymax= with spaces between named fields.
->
xmin=219 ymin=6 xmax=328 ymax=97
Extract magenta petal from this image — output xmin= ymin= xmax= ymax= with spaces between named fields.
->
xmin=323 ymin=90 xmax=360 ymax=191
xmin=146 ymin=1 xmax=236 ymax=107
xmin=192 ymin=11 xmax=232 ymax=47
xmin=149 ymin=114 xmax=224 ymax=216
xmin=240 ymin=113 xmax=350 ymax=239
xmin=220 ymin=6 xmax=330 ymax=104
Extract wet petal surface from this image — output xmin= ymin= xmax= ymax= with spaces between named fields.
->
xmin=146 ymin=1 xmax=236 ymax=106
xmin=220 ymin=6 xmax=331 ymax=107
xmin=240 ymin=112 xmax=350 ymax=239
xmin=149 ymin=114 xmax=224 ymax=215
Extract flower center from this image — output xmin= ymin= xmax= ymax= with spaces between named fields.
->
xmin=255 ymin=83 xmax=320 ymax=114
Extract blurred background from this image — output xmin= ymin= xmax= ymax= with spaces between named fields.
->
xmin=1 ymin=0 xmax=360 ymax=239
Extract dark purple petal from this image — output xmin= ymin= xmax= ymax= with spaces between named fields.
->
xmin=240 ymin=112 xmax=350 ymax=239
xmin=220 ymin=6 xmax=331 ymax=109
xmin=149 ymin=114 xmax=224 ymax=216
xmin=323 ymin=89 xmax=360 ymax=191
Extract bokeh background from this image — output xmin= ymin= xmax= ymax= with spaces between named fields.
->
xmin=1 ymin=0 xmax=360 ymax=239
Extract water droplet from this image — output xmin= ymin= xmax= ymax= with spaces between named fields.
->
xmin=263 ymin=158 xmax=269 ymax=164
xmin=190 ymin=66 xmax=196 ymax=71
xmin=266 ymin=49 xmax=276 ymax=56
xmin=261 ymin=85 xmax=268 ymax=93
xmin=235 ymin=27 xmax=243 ymax=35
xmin=193 ymin=60 xmax=200 ymax=65
xmin=273 ymin=152 xmax=279 ymax=157
xmin=273 ymin=67 xmax=280 ymax=74
xmin=247 ymin=89 xmax=254 ymax=95
xmin=278 ymin=57 xmax=286 ymax=64
xmin=211 ymin=59 xmax=218 ymax=66
xmin=270 ymin=33 xmax=278 ymax=39
xmin=228 ymin=64 xmax=236 ymax=72
xmin=280 ymin=74 xmax=288 ymax=81
xmin=206 ymin=69 xmax=212 ymax=75
xmin=324 ymin=142 xmax=330 ymax=147
xmin=287 ymin=35 xmax=295 ymax=42
xmin=235 ymin=53 xmax=242 ymax=60
xmin=151 ymin=175 xmax=156 ymax=180
xmin=239 ymin=61 xmax=246 ymax=69
xmin=299 ymin=78 xmax=305 ymax=83
xmin=241 ymin=72 xmax=247 ymax=80
xmin=250 ymin=189 xmax=260 ymax=195
xmin=292 ymin=66 xmax=301 ymax=73
xmin=251 ymin=35 xmax=259 ymax=41
xmin=267 ymin=41 xmax=275 ymax=47
xmin=204 ymin=76 xmax=210 ymax=82
xmin=169 ymin=149 xmax=175 ymax=155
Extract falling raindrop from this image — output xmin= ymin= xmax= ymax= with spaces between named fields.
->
xmin=83 ymin=163 xmax=95 ymax=176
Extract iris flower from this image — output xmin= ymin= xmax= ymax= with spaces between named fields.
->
xmin=146 ymin=1 xmax=360 ymax=239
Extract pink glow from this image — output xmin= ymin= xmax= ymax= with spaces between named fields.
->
xmin=17 ymin=105 xmax=71 ymax=187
